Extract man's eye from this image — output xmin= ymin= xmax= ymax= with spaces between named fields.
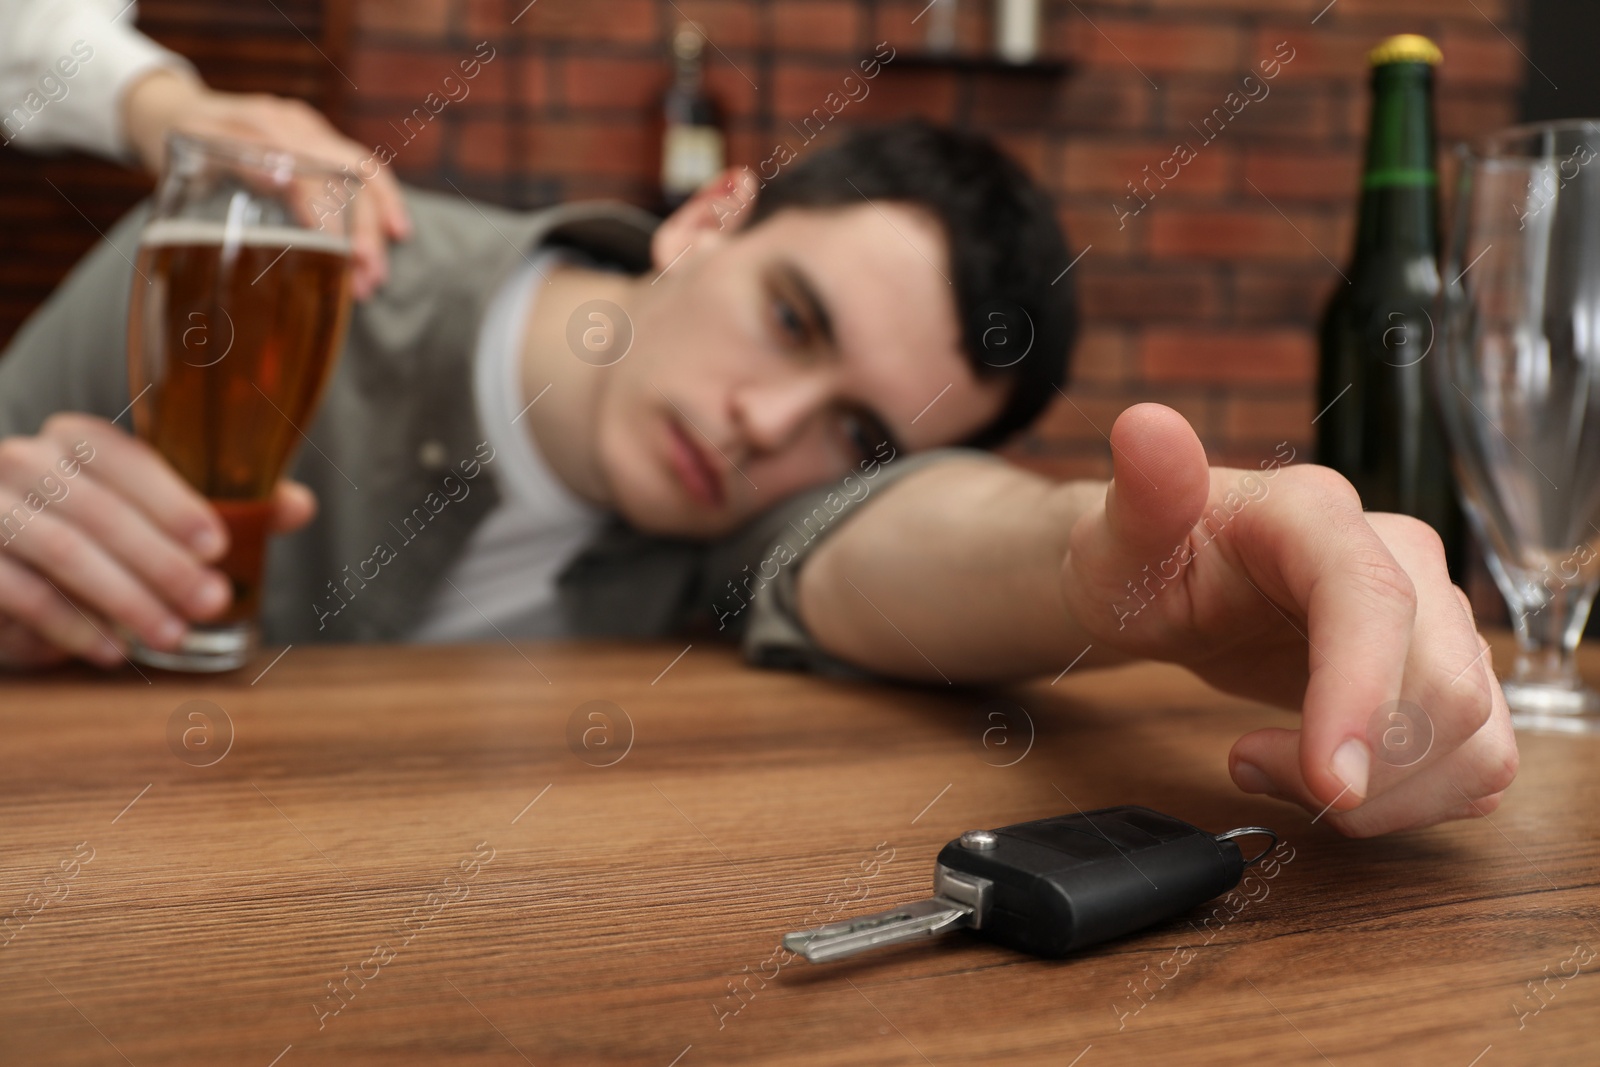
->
xmin=771 ymin=295 xmax=810 ymax=347
xmin=837 ymin=407 xmax=887 ymax=461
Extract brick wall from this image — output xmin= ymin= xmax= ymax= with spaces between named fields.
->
xmin=338 ymin=0 xmax=1528 ymax=482
xmin=0 ymin=0 xmax=1528 ymax=484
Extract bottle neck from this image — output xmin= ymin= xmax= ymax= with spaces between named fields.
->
xmin=1354 ymin=63 xmax=1438 ymax=262
xmin=674 ymin=53 xmax=704 ymax=95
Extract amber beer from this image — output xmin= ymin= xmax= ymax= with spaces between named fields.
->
xmin=129 ymin=218 xmax=351 ymax=648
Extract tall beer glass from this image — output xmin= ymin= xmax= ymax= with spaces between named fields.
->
xmin=1436 ymin=120 xmax=1600 ymax=733
xmin=127 ymin=133 xmax=353 ymax=671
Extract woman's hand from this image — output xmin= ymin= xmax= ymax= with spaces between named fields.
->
xmin=121 ymin=69 xmax=410 ymax=300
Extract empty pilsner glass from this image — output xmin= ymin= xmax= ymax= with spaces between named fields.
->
xmin=1437 ymin=119 xmax=1600 ymax=733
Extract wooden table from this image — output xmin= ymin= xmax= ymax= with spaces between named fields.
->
xmin=2 ymin=630 xmax=1596 ymax=1066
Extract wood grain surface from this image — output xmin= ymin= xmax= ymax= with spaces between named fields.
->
xmin=1 ymin=630 xmax=1596 ymax=1066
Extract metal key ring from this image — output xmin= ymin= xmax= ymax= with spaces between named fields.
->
xmin=1213 ymin=826 xmax=1279 ymax=867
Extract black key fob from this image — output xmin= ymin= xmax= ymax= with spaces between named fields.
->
xmin=935 ymin=805 xmax=1271 ymax=958
xmin=783 ymin=805 xmax=1278 ymax=964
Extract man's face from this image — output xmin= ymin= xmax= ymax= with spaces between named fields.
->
xmin=593 ymin=201 xmax=1009 ymax=539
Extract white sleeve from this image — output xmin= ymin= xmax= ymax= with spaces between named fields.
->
xmin=0 ymin=0 xmax=196 ymax=160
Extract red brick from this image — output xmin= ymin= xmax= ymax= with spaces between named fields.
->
xmin=1027 ymin=387 xmax=1218 ymax=446
xmin=1061 ymin=204 xmax=1136 ymax=257
xmin=774 ymin=64 xmax=848 ymax=119
xmin=1436 ymin=92 xmax=1517 ymax=147
xmin=722 ymin=127 xmax=768 ymax=171
xmin=773 ymin=1 xmax=863 ymax=53
xmin=873 ymin=0 xmax=990 ymax=58
xmin=526 ymin=119 xmax=654 ymax=178
xmin=1233 ymin=267 xmax=1342 ymax=325
xmin=1242 ymin=148 xmax=1361 ymax=201
xmin=997 ymin=449 xmax=1113 ymax=484
xmin=838 ymin=67 xmax=959 ymax=124
xmin=1061 ymin=139 xmax=1234 ymax=198
xmin=351 ymin=0 xmax=450 ymax=38
xmin=667 ymin=0 xmax=762 ymax=50
xmin=1060 ymin=19 xmax=1245 ymax=77
xmin=1252 ymin=29 xmax=1372 ymax=80
xmin=1160 ymin=82 xmax=1336 ymax=144
xmin=456 ymin=117 xmax=510 ymax=175
xmin=706 ymin=62 xmax=761 ymax=119
xmin=345 ymin=113 xmax=445 ymax=171
xmin=1332 ymin=0 xmax=1511 ymax=19
xmin=1059 ymin=74 xmax=1155 ymax=134
xmin=1436 ymin=32 xmax=1524 ymax=90
xmin=515 ymin=0 xmax=657 ymax=44
xmin=462 ymin=0 xmax=505 ymax=39
xmin=1027 ymin=392 xmax=1135 ymax=448
xmin=561 ymin=56 xmax=667 ymax=110
xmin=349 ymin=46 xmax=509 ymax=107
xmin=1067 ymin=326 xmax=1134 ymax=388
xmin=1146 ymin=206 xmax=1342 ymax=263
xmin=991 ymin=131 xmax=1048 ymax=183
xmin=1139 ymin=328 xmax=1314 ymax=385
xmin=971 ymin=77 xmax=1066 ymax=129
xmin=1339 ymin=84 xmax=1369 ymax=141
xmin=1220 ymin=393 xmax=1316 ymax=441
xmin=1078 ymin=267 xmax=1224 ymax=322
xmin=1207 ymin=439 xmax=1309 ymax=471
xmin=1147 ymin=0 xmax=1311 ymax=11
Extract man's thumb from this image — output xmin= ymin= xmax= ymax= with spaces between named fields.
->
xmin=271 ymin=479 xmax=318 ymax=534
xmin=1064 ymin=404 xmax=1211 ymax=617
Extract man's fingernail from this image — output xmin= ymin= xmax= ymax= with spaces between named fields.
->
xmin=1234 ymin=761 xmax=1272 ymax=794
xmin=188 ymin=575 xmax=229 ymax=618
xmin=191 ymin=527 xmax=223 ymax=557
xmin=1332 ymin=738 xmax=1371 ymax=799
xmin=153 ymin=617 xmax=186 ymax=649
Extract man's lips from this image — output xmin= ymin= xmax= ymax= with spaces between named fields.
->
xmin=665 ymin=416 xmax=727 ymax=510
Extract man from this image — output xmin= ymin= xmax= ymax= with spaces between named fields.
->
xmin=0 ymin=121 xmax=1514 ymax=840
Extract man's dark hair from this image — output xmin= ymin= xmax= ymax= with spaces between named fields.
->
xmin=749 ymin=120 xmax=1077 ymax=449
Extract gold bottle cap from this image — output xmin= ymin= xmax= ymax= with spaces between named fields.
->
xmin=1368 ymin=34 xmax=1442 ymax=67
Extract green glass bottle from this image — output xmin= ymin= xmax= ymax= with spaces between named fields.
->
xmin=1316 ymin=34 xmax=1466 ymax=583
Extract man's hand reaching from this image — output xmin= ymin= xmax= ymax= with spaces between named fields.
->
xmin=1058 ymin=403 xmax=1517 ymax=837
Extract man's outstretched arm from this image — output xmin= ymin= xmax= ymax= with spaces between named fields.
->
xmin=795 ymin=403 xmax=1517 ymax=839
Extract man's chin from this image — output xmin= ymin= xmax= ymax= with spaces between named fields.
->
xmin=610 ymin=478 xmax=740 ymax=541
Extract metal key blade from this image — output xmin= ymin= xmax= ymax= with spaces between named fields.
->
xmin=783 ymin=898 xmax=972 ymax=962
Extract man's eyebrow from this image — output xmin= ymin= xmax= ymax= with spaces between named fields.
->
xmin=777 ymin=261 xmax=837 ymax=351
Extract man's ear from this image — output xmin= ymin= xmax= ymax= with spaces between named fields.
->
xmin=650 ymin=165 xmax=764 ymax=273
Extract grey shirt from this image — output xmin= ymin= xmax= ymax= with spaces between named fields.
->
xmin=0 ymin=188 xmax=989 ymax=677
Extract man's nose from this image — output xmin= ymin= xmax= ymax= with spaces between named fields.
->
xmin=731 ymin=373 xmax=836 ymax=456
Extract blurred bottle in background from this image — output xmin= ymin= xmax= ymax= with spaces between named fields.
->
xmin=1316 ymin=34 xmax=1468 ymax=584
xmin=659 ymin=24 xmax=724 ymax=213
xmin=995 ymin=0 xmax=1041 ymax=64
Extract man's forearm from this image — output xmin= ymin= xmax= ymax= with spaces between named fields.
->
xmin=795 ymin=458 xmax=1132 ymax=684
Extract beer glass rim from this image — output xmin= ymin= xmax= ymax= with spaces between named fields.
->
xmin=1459 ymin=118 xmax=1600 ymax=166
xmin=165 ymin=130 xmax=348 ymax=182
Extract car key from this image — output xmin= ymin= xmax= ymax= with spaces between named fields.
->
xmin=783 ymin=805 xmax=1277 ymax=962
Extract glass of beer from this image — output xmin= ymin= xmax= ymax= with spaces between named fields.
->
xmin=126 ymin=133 xmax=353 ymax=672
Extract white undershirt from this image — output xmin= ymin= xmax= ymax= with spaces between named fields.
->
xmin=408 ymin=252 xmax=607 ymax=642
